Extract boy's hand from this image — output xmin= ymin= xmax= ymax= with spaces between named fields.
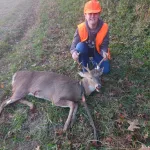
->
xmin=72 ymin=51 xmax=80 ymax=61
xmin=102 ymin=51 xmax=108 ymax=60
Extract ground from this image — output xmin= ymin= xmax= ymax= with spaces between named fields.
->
xmin=0 ymin=0 xmax=40 ymax=99
xmin=0 ymin=0 xmax=39 ymax=41
xmin=0 ymin=0 xmax=149 ymax=149
xmin=0 ymin=1 xmax=40 ymax=149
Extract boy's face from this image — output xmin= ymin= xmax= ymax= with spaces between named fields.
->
xmin=85 ymin=13 xmax=99 ymax=28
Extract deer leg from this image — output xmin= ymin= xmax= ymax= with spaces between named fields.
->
xmin=54 ymin=100 xmax=75 ymax=132
xmin=0 ymin=91 xmax=27 ymax=115
xmin=82 ymin=95 xmax=97 ymax=140
xmin=83 ymin=101 xmax=97 ymax=140
xmin=70 ymin=103 xmax=78 ymax=128
xmin=0 ymin=97 xmax=20 ymax=114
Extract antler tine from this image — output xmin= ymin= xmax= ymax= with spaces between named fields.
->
xmin=97 ymin=57 xmax=105 ymax=67
xmin=76 ymin=61 xmax=82 ymax=68
xmin=83 ymin=63 xmax=91 ymax=73
xmin=78 ymin=61 xmax=82 ymax=67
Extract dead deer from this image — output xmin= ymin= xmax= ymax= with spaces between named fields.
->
xmin=0 ymin=59 xmax=104 ymax=140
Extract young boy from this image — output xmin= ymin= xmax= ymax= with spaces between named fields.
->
xmin=70 ymin=0 xmax=110 ymax=74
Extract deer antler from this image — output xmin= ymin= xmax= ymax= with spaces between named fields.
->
xmin=97 ymin=58 xmax=105 ymax=68
xmin=78 ymin=61 xmax=91 ymax=73
xmin=83 ymin=64 xmax=91 ymax=73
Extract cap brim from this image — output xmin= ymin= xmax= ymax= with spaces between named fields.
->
xmin=84 ymin=10 xmax=101 ymax=14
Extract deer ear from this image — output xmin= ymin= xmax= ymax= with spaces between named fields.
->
xmin=78 ymin=72 xmax=86 ymax=78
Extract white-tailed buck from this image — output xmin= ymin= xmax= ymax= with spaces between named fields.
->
xmin=0 ymin=59 xmax=104 ymax=140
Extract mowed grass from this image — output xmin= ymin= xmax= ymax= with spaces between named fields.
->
xmin=0 ymin=0 xmax=150 ymax=149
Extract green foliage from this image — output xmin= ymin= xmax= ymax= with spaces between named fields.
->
xmin=12 ymin=110 xmax=28 ymax=132
xmin=100 ymin=0 xmax=150 ymax=63
xmin=0 ymin=41 xmax=11 ymax=58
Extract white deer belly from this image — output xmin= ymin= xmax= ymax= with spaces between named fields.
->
xmin=28 ymin=91 xmax=49 ymax=100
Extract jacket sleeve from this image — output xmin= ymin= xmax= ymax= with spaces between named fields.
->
xmin=100 ymin=29 xmax=109 ymax=57
xmin=70 ymin=29 xmax=81 ymax=54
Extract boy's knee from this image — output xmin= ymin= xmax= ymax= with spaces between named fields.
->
xmin=76 ymin=42 xmax=88 ymax=54
xmin=101 ymin=60 xmax=110 ymax=74
xmin=103 ymin=67 xmax=110 ymax=74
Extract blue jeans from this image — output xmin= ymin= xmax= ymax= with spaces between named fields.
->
xmin=76 ymin=42 xmax=110 ymax=74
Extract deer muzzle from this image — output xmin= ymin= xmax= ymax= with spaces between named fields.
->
xmin=95 ymin=84 xmax=101 ymax=92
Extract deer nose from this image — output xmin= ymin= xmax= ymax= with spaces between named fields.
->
xmin=95 ymin=84 xmax=101 ymax=92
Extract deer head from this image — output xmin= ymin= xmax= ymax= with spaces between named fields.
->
xmin=78 ymin=58 xmax=104 ymax=95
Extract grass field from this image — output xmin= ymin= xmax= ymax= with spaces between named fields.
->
xmin=0 ymin=0 xmax=150 ymax=149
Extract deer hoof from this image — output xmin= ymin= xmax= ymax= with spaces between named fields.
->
xmin=91 ymin=140 xmax=102 ymax=147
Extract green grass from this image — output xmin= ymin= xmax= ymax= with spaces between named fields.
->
xmin=0 ymin=0 xmax=150 ymax=149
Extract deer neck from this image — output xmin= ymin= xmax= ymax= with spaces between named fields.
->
xmin=80 ymin=79 xmax=95 ymax=96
